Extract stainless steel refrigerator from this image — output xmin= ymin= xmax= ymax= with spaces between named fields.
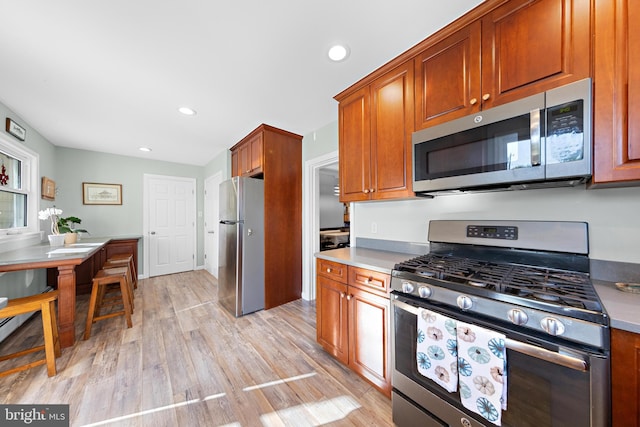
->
xmin=218 ymin=176 xmax=265 ymax=317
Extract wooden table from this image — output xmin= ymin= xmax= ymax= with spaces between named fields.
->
xmin=0 ymin=239 xmax=109 ymax=348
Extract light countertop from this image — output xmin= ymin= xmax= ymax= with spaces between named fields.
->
xmin=593 ymin=280 xmax=640 ymax=334
xmin=316 ymin=247 xmax=640 ymax=334
xmin=0 ymin=235 xmax=141 ymax=269
xmin=0 ymin=238 xmax=110 ymax=268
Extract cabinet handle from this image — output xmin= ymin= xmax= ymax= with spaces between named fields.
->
xmin=326 ymin=268 xmax=332 ymax=273
xmin=369 ymin=188 xmax=375 ymax=193
xmin=363 ymin=189 xmax=370 ymax=194
xmin=470 ymin=98 xmax=478 ymax=105
xmin=346 ymin=294 xmax=352 ymax=300
xmin=364 ymin=277 xmax=372 ymax=284
xmin=340 ymin=292 xmax=346 ymax=298
xmin=482 ymin=93 xmax=491 ymax=101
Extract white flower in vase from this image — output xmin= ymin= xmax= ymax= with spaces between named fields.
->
xmin=38 ymin=207 xmax=63 ymax=235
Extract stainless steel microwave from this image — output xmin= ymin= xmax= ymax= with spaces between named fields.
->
xmin=412 ymin=78 xmax=592 ymax=195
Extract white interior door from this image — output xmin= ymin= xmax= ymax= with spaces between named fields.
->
xmin=204 ymin=172 xmax=222 ymax=277
xmin=147 ymin=175 xmax=196 ymax=277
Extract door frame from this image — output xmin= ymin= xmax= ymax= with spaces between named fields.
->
xmin=302 ymin=150 xmax=339 ymax=301
xmin=143 ymin=173 xmax=197 ymax=278
xmin=204 ymin=171 xmax=223 ymax=277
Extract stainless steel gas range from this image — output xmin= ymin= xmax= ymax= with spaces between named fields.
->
xmin=390 ymin=220 xmax=609 ymax=427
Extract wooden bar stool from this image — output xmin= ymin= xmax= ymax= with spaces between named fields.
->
xmin=101 ymin=263 xmax=135 ymax=311
xmin=83 ymin=267 xmax=133 ymax=340
xmin=0 ymin=291 xmax=61 ymax=377
xmin=105 ymin=253 xmax=137 ymax=290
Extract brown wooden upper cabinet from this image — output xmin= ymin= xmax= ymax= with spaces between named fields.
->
xmin=415 ymin=0 xmax=591 ymax=130
xmin=336 ymin=62 xmax=414 ymax=202
xmin=592 ymin=0 xmax=640 ymax=186
xmin=231 ymin=133 xmax=263 ymax=177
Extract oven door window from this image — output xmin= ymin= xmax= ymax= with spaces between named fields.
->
xmin=393 ymin=303 xmax=591 ymax=427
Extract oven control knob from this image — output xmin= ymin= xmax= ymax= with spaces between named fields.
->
xmin=418 ymin=286 xmax=432 ymax=299
xmin=401 ymin=281 xmax=414 ymax=293
xmin=456 ymin=295 xmax=473 ymax=310
xmin=507 ymin=308 xmax=528 ymax=325
xmin=541 ymin=317 xmax=565 ymax=336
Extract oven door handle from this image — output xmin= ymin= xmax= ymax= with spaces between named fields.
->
xmin=505 ymin=339 xmax=588 ymax=372
xmin=393 ymin=298 xmax=589 ymax=372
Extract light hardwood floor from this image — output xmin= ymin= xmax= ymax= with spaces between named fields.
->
xmin=0 ymin=270 xmax=393 ymax=427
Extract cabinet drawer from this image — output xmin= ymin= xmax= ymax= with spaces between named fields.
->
xmin=316 ymin=259 xmax=348 ymax=283
xmin=348 ymin=266 xmax=389 ymax=295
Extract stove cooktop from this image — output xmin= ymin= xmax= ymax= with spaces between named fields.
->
xmin=394 ymin=253 xmax=602 ymax=312
xmin=392 ymin=221 xmax=609 ymax=348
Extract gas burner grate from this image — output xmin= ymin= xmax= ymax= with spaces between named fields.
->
xmin=395 ymin=254 xmax=601 ymax=311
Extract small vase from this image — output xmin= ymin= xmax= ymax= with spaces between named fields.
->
xmin=64 ymin=233 xmax=78 ymax=244
xmin=48 ymin=234 xmax=66 ymax=247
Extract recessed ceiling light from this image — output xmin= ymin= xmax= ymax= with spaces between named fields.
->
xmin=139 ymin=147 xmax=152 ymax=152
xmin=328 ymin=44 xmax=350 ymax=62
xmin=178 ymin=106 xmax=197 ymax=116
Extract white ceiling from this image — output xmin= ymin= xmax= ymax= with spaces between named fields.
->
xmin=0 ymin=1 xmax=483 ymax=166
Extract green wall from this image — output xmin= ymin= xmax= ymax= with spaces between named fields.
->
xmin=55 ymin=147 xmax=206 ymax=273
xmin=302 ymin=120 xmax=338 ymax=163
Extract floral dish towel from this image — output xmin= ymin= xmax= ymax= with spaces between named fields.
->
xmin=416 ymin=308 xmax=458 ymax=393
xmin=456 ymin=321 xmax=507 ymax=426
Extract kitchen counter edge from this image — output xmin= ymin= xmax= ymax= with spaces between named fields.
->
xmin=316 ymin=248 xmax=640 ymax=334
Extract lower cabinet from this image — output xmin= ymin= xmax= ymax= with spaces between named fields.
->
xmin=316 ymin=274 xmax=349 ymax=364
xmin=611 ymin=328 xmax=640 ymax=427
xmin=316 ymin=259 xmax=391 ymax=397
xmin=347 ymin=286 xmax=390 ymax=396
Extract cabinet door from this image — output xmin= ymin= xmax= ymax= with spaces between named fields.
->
xmin=414 ymin=20 xmax=482 ymax=129
xmin=481 ymin=0 xmax=590 ymax=109
xmin=348 ymin=286 xmax=391 ymax=397
xmin=370 ymin=62 xmax=415 ymax=199
xmin=238 ymin=142 xmax=251 ymax=176
xmin=231 ymin=149 xmax=239 ymax=177
xmin=249 ymin=134 xmax=263 ymax=175
xmin=338 ymin=87 xmax=372 ymax=202
xmin=592 ymin=0 xmax=640 ymax=185
xmin=611 ymin=328 xmax=640 ymax=426
xmin=316 ymin=275 xmax=349 ymax=364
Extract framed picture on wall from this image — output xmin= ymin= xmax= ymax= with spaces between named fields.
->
xmin=42 ymin=177 xmax=56 ymax=200
xmin=82 ymin=182 xmax=122 ymax=205
xmin=5 ymin=118 xmax=26 ymax=141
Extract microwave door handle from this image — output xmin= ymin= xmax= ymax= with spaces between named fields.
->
xmin=530 ymin=108 xmax=542 ymax=166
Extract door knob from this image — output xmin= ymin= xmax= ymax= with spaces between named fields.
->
xmin=208 ymin=231 xmax=215 ymax=234
xmin=150 ymin=231 xmax=156 ymax=235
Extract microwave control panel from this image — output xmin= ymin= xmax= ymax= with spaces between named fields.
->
xmin=546 ymin=99 xmax=585 ymax=164
xmin=467 ymin=225 xmax=518 ymax=240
